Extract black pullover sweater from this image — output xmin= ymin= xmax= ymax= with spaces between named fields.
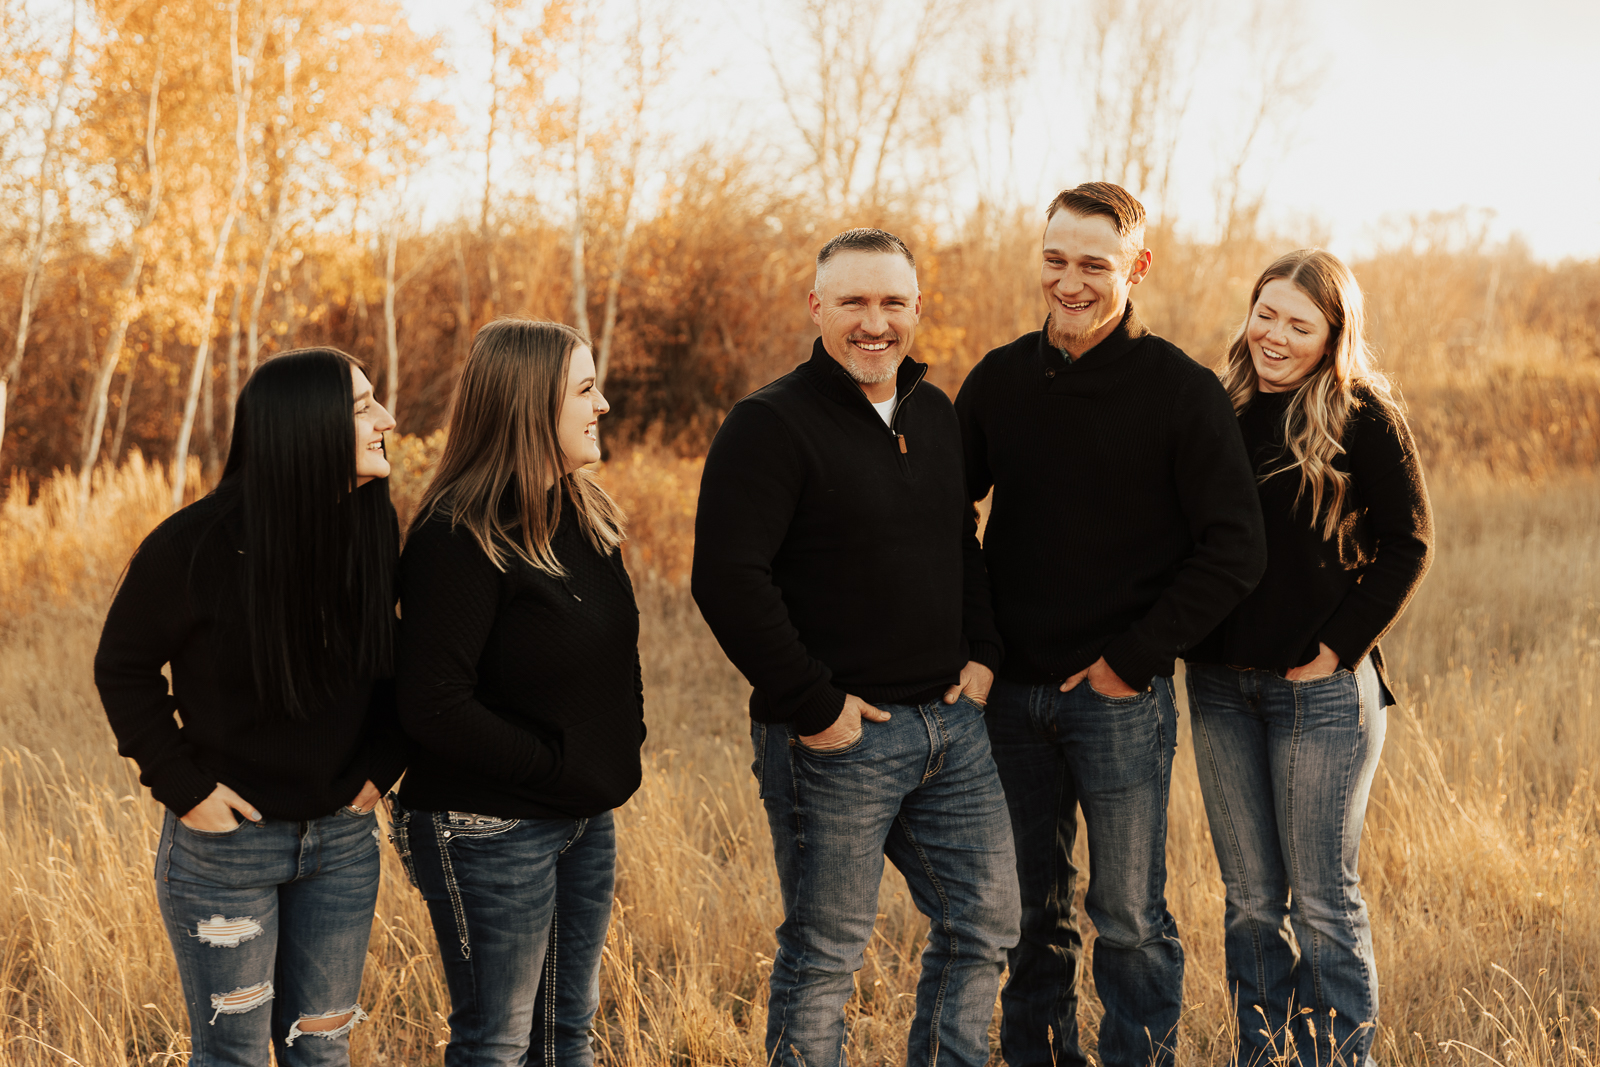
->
xmin=94 ymin=492 xmax=406 ymax=820
xmin=1188 ymin=386 xmax=1434 ymax=692
xmin=395 ymin=489 xmax=645 ymax=820
xmin=955 ymin=305 xmax=1267 ymax=689
xmin=691 ymin=341 xmax=1003 ymax=737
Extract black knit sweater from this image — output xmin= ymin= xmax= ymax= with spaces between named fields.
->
xmin=955 ymin=306 xmax=1267 ymax=689
xmin=1187 ymin=386 xmax=1434 ymax=684
xmin=395 ymin=491 xmax=644 ymax=820
xmin=691 ymin=342 xmax=1003 ymax=736
xmin=94 ymin=492 xmax=406 ymax=820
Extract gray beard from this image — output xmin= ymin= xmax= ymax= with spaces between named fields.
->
xmin=843 ymin=352 xmax=901 ymax=385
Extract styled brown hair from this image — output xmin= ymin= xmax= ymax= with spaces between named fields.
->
xmin=413 ymin=319 xmax=625 ymax=574
xmin=1217 ymin=248 xmax=1398 ymax=539
xmin=1045 ymin=182 xmax=1147 ymax=261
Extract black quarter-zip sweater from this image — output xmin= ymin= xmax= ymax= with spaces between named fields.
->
xmin=956 ymin=306 xmax=1267 ymax=689
xmin=692 ymin=340 xmax=1003 ymax=737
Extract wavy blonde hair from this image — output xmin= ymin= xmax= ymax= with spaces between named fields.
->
xmin=1218 ymin=248 xmax=1397 ymax=539
xmin=414 ymin=319 xmax=625 ymax=574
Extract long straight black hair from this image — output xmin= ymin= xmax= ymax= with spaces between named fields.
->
xmin=212 ymin=347 xmax=398 ymax=719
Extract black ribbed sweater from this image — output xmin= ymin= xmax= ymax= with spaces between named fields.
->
xmin=395 ymin=492 xmax=645 ymax=820
xmin=955 ymin=306 xmax=1267 ymax=688
xmin=1188 ymin=386 xmax=1434 ymax=682
xmin=93 ymin=492 xmax=406 ymax=820
xmin=691 ymin=343 xmax=1003 ymax=736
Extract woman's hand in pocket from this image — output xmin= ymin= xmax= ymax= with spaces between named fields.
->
xmin=181 ymin=783 xmax=261 ymax=832
xmin=347 ymin=780 xmax=381 ymax=814
xmin=1285 ymin=642 xmax=1342 ymax=682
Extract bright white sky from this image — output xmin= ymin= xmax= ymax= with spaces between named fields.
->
xmin=333 ymin=0 xmax=1593 ymax=261
xmin=18 ymin=0 xmax=1597 ymax=258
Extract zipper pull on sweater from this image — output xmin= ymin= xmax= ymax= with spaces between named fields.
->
xmin=897 ymin=434 xmax=907 ymax=454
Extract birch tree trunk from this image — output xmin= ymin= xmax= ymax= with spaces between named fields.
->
xmin=171 ymin=2 xmax=262 ymax=507
xmin=246 ymin=198 xmax=281 ymax=373
xmin=569 ymin=47 xmax=590 ymax=339
xmin=77 ymin=42 xmax=162 ymax=510
xmin=481 ymin=0 xmax=505 ymax=317
xmin=109 ymin=330 xmax=152 ymax=466
xmin=383 ymin=223 xmax=400 ymax=420
xmin=0 ymin=0 xmax=79 ymax=466
xmin=224 ymin=248 xmax=243 ymax=441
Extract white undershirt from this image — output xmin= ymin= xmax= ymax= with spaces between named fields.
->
xmin=871 ymin=396 xmax=896 ymax=427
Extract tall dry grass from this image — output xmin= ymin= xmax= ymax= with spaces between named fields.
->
xmin=0 ymin=429 xmax=1595 ymax=1064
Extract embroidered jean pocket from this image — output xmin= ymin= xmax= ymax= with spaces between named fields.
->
xmin=441 ymin=811 xmax=521 ymax=838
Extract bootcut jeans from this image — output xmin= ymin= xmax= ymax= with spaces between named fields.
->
xmin=983 ymin=674 xmax=1185 ymax=1067
xmin=752 ymin=693 xmax=1020 ymax=1067
xmin=154 ymin=804 xmax=381 ymax=1067
xmin=388 ymin=796 xmax=616 ymax=1067
xmin=1186 ymin=656 xmax=1387 ymax=1067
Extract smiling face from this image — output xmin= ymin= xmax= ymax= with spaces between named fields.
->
xmin=557 ymin=345 xmax=609 ymax=473
xmin=352 ymin=366 xmax=395 ymax=486
xmin=1040 ymin=210 xmax=1151 ymax=357
xmin=1248 ymin=277 xmax=1333 ymax=393
xmin=808 ymin=250 xmax=922 ymax=403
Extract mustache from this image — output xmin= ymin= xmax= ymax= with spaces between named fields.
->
xmin=848 ymin=333 xmax=900 ymax=344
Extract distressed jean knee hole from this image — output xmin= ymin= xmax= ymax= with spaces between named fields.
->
xmin=285 ymin=1004 xmax=368 ymax=1046
xmin=208 ymin=981 xmax=273 ymax=1023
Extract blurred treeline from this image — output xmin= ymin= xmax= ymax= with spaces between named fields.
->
xmin=2 ymin=0 xmax=1597 ymax=490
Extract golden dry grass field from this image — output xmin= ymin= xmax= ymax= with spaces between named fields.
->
xmin=0 ymin=381 xmax=1596 ymax=1065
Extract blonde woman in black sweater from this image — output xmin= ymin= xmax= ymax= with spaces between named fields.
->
xmin=95 ymin=349 xmax=402 ymax=1065
xmin=1187 ymin=249 xmax=1433 ymax=1067
xmin=389 ymin=319 xmax=643 ymax=1067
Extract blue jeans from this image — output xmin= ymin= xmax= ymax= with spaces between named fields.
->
xmin=752 ymin=694 xmax=1020 ymax=1067
xmin=154 ymin=806 xmax=381 ymax=1066
xmin=389 ymin=798 xmax=616 ymax=1067
xmin=985 ymin=676 xmax=1184 ymax=1067
xmin=1187 ymin=658 xmax=1387 ymax=1067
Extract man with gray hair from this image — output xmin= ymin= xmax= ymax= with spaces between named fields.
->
xmin=693 ymin=227 xmax=1019 ymax=1067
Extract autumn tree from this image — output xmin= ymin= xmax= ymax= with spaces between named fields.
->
xmin=0 ymin=0 xmax=79 ymax=466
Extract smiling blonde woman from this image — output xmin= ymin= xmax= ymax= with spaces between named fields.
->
xmin=1188 ymin=248 xmax=1435 ymax=1067
xmin=388 ymin=318 xmax=643 ymax=1067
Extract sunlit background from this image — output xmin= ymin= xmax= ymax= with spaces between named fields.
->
xmin=2 ymin=2 xmax=1598 ymax=1064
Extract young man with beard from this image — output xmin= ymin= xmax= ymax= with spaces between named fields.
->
xmin=692 ymin=227 xmax=1019 ymax=1067
xmin=954 ymin=184 xmax=1266 ymax=1067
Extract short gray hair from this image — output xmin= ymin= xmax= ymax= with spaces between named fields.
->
xmin=815 ymin=228 xmax=916 ymax=275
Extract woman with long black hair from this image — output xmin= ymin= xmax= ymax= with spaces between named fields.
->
xmin=95 ymin=348 xmax=403 ymax=1066
xmin=1186 ymin=249 xmax=1433 ymax=1067
xmin=388 ymin=319 xmax=644 ymax=1067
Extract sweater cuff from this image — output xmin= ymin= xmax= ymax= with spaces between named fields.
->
xmin=150 ymin=759 xmax=220 ymax=818
xmin=367 ymin=736 xmax=410 ymax=796
xmin=1100 ymin=632 xmax=1171 ymax=693
xmin=1316 ymin=627 xmax=1372 ymax=672
xmin=519 ymin=742 xmax=560 ymax=788
xmin=789 ymin=684 xmax=849 ymax=737
xmin=966 ymin=640 xmax=1003 ymax=674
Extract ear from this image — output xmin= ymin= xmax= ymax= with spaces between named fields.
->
xmin=913 ymin=290 xmax=923 ymax=317
xmin=1128 ymin=248 xmax=1153 ymax=285
xmin=808 ymin=289 xmax=823 ymax=325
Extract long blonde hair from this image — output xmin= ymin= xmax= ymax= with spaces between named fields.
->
xmin=1218 ymin=248 xmax=1396 ymax=539
xmin=414 ymin=319 xmax=625 ymax=574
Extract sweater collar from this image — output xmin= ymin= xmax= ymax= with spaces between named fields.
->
xmin=1038 ymin=300 xmax=1149 ymax=371
xmin=797 ymin=337 xmax=929 ymax=410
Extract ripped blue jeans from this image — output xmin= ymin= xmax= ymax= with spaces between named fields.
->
xmin=154 ymin=805 xmax=381 ymax=1066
